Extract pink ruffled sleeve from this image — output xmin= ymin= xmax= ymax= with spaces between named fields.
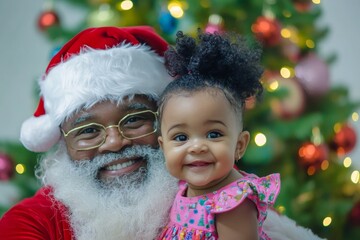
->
xmin=210 ymin=173 xmax=281 ymax=225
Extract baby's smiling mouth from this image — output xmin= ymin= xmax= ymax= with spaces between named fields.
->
xmin=186 ymin=161 xmax=212 ymax=167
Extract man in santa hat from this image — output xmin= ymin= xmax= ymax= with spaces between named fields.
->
xmin=0 ymin=26 xmax=323 ymax=240
xmin=0 ymin=26 xmax=177 ymax=240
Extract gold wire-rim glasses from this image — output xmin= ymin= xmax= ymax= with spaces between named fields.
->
xmin=61 ymin=109 xmax=158 ymax=151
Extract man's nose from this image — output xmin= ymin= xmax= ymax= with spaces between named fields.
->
xmin=98 ymin=127 xmax=131 ymax=153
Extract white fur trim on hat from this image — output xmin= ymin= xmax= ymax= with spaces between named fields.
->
xmin=42 ymin=44 xmax=171 ymax=125
xmin=20 ymin=44 xmax=172 ymax=152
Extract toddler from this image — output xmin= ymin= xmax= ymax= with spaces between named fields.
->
xmin=157 ymin=30 xmax=280 ymax=240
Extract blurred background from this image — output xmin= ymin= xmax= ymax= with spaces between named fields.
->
xmin=0 ymin=0 xmax=359 ymax=239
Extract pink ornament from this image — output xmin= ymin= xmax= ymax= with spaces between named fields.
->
xmin=295 ymin=53 xmax=330 ymax=97
xmin=205 ymin=14 xmax=224 ymax=34
xmin=205 ymin=23 xmax=223 ymax=34
xmin=0 ymin=153 xmax=15 ymax=181
xmin=268 ymin=75 xmax=306 ymax=120
xmin=293 ymin=0 xmax=313 ymax=12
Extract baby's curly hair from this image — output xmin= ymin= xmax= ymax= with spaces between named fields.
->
xmin=158 ymin=30 xmax=264 ymax=117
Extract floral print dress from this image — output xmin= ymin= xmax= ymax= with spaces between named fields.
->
xmin=158 ymin=172 xmax=280 ymax=240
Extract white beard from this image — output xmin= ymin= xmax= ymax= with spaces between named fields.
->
xmin=36 ymin=143 xmax=178 ymax=240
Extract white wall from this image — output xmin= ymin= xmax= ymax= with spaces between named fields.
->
xmin=318 ymin=1 xmax=360 ymax=166
xmin=0 ymin=0 xmax=359 ymax=166
xmin=0 ymin=0 xmax=52 ymax=141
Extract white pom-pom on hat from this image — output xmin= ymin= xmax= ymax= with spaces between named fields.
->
xmin=20 ymin=114 xmax=61 ymax=152
xmin=20 ymin=26 xmax=172 ymax=152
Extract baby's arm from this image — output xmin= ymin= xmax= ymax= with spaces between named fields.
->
xmin=216 ymin=198 xmax=259 ymax=240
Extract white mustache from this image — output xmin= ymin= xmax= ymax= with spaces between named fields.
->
xmin=72 ymin=145 xmax=158 ymax=175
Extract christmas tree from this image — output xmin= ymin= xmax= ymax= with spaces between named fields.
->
xmin=1 ymin=0 xmax=359 ymax=239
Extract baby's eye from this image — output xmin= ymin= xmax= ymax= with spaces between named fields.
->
xmin=174 ymin=134 xmax=188 ymax=142
xmin=207 ymin=131 xmax=222 ymax=139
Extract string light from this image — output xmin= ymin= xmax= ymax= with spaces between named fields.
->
xmin=267 ymin=80 xmax=279 ymax=92
xmin=92 ymin=4 xmax=115 ymax=22
xmin=321 ymin=160 xmax=329 ymax=171
xmin=282 ymin=26 xmax=299 ymax=44
xmin=15 ymin=164 xmax=25 ymax=174
xmin=307 ymin=166 xmax=316 ymax=176
xmin=119 ymin=0 xmax=133 ymax=11
xmin=168 ymin=1 xmax=184 ymax=18
xmin=352 ymin=112 xmax=359 ymax=121
xmin=351 ymin=170 xmax=360 ymax=184
xmin=343 ymin=157 xmax=352 ymax=168
xmin=254 ymin=133 xmax=267 ymax=147
xmin=277 ymin=205 xmax=286 ymax=214
xmin=306 ymin=39 xmax=315 ymax=48
xmin=323 ymin=217 xmax=332 ymax=227
xmin=333 ymin=122 xmax=342 ymax=133
xmin=281 ymin=28 xmax=291 ymax=38
xmin=280 ymin=67 xmax=293 ymax=78
xmin=208 ymin=14 xmax=223 ymax=25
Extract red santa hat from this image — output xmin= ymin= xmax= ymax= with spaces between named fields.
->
xmin=20 ymin=26 xmax=172 ymax=152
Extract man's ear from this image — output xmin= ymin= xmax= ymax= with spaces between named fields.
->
xmin=236 ymin=131 xmax=250 ymax=160
xmin=158 ymin=136 xmax=164 ymax=150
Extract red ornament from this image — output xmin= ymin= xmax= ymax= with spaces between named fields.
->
xmin=331 ymin=124 xmax=357 ymax=155
xmin=293 ymin=0 xmax=313 ymax=12
xmin=295 ymin=53 xmax=330 ymax=98
xmin=348 ymin=201 xmax=360 ymax=227
xmin=0 ymin=153 xmax=15 ymax=181
xmin=298 ymin=142 xmax=329 ymax=169
xmin=37 ymin=10 xmax=60 ymax=31
xmin=252 ymin=16 xmax=281 ymax=47
xmin=267 ymin=74 xmax=306 ymax=120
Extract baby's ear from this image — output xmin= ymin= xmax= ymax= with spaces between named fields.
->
xmin=236 ymin=131 xmax=250 ymax=159
xmin=158 ymin=136 xmax=164 ymax=149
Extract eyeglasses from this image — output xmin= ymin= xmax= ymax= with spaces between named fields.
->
xmin=61 ymin=110 xmax=158 ymax=151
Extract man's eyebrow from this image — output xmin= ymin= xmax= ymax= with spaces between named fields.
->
xmin=125 ymin=102 xmax=153 ymax=111
xmin=72 ymin=114 xmax=93 ymax=127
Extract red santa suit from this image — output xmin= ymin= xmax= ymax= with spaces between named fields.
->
xmin=0 ymin=187 xmax=74 ymax=239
